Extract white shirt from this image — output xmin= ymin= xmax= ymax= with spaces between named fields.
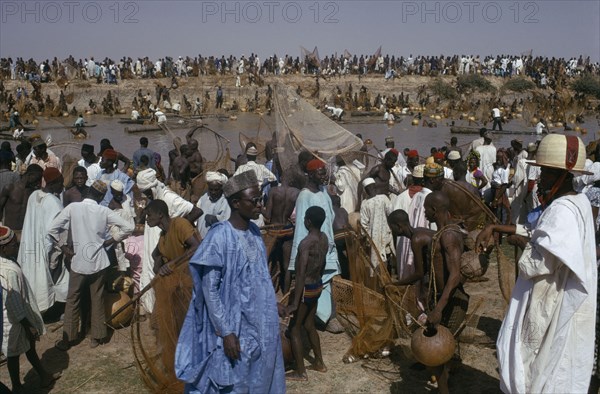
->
xmin=492 ymin=108 xmax=501 ymax=118
xmin=77 ymin=158 xmax=102 ymax=186
xmin=326 ymin=106 xmax=344 ymax=117
xmin=535 ymin=122 xmax=546 ymax=134
xmin=47 ymin=199 xmax=134 ymax=274
xmin=233 ymin=161 xmax=277 ymax=187
xmin=196 ymin=193 xmax=231 ymax=238
xmin=491 ymin=166 xmax=510 ymax=185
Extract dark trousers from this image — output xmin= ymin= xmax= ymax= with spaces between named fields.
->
xmin=63 ymin=268 xmax=107 ymax=341
xmin=492 ymin=117 xmax=503 ymax=131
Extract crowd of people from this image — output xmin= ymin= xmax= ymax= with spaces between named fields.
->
xmin=0 ymin=120 xmax=598 ymax=393
xmin=1 ymin=52 xmax=598 ymax=88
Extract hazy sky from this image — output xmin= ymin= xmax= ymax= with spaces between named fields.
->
xmin=1 ymin=0 xmax=599 ymax=62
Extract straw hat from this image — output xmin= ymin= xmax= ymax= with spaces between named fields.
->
xmin=529 ymin=134 xmax=591 ymax=174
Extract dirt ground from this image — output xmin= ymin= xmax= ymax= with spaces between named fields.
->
xmin=1 ymin=250 xmax=508 ymax=393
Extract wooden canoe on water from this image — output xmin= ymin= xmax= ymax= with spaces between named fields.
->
xmin=125 ymin=125 xmax=164 ymax=133
xmin=0 ymin=133 xmax=17 ymax=140
xmin=0 ymin=125 xmax=36 ymax=132
xmin=71 ymin=124 xmax=97 ymax=128
xmin=118 ymin=118 xmax=152 ymax=125
xmin=451 ymin=126 xmax=537 ymax=135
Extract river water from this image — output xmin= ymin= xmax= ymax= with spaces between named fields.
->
xmin=32 ymin=113 xmax=596 ymax=168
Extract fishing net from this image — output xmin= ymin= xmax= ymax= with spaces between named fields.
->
xmin=333 ymin=227 xmax=421 ymax=359
xmin=273 ymin=83 xmax=363 ymax=173
xmin=331 ymin=177 xmax=511 ymax=359
xmin=238 ymin=116 xmax=275 ymax=163
xmin=163 ymin=125 xmax=232 ymax=202
xmin=130 ymin=262 xmax=192 ymax=393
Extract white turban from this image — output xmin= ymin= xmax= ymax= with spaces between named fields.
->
xmin=362 ymin=177 xmax=376 ymax=187
xmin=206 ymin=171 xmax=228 ymax=185
xmin=136 ymin=168 xmax=158 ymax=192
xmin=111 ymin=179 xmax=124 ymax=192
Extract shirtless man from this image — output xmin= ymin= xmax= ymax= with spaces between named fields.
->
xmin=285 ymin=206 xmax=328 ymax=381
xmin=451 ymin=161 xmax=480 ymax=197
xmin=170 ymin=145 xmax=190 ymax=189
xmin=331 ymin=194 xmax=350 ymax=279
xmin=0 ymin=164 xmax=43 ymax=233
xmin=264 ymin=173 xmax=301 ymax=292
xmin=360 ymin=149 xmax=399 ymax=200
xmin=425 ymin=163 xmax=492 ymax=232
xmin=185 ymin=127 xmax=205 ymax=178
xmin=422 ymin=191 xmax=469 ymax=394
xmin=63 ymin=166 xmax=89 ymax=207
xmin=386 ymin=209 xmax=435 ymax=314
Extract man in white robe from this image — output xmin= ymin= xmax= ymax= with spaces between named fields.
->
xmin=1 ymin=226 xmax=58 ymax=392
xmin=17 ymin=168 xmax=67 ymax=313
xmin=360 ymin=178 xmax=393 ymax=272
xmin=476 ymin=134 xmax=597 ymax=393
xmin=136 ymin=169 xmax=201 ymax=313
xmin=475 ymin=132 xmax=497 ymax=182
xmin=334 ymin=157 xmax=362 ymax=214
xmin=196 ymin=171 xmax=231 ymax=238
xmin=391 ymin=165 xmax=434 ymax=279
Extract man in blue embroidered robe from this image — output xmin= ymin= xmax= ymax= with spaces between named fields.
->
xmin=175 ymin=170 xmax=286 ymax=393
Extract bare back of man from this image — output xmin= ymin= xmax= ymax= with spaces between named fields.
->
xmin=265 ymin=182 xmax=300 ymax=292
xmin=299 ymin=232 xmax=328 ymax=284
xmin=0 ymin=182 xmax=32 ymax=230
xmin=265 ymin=184 xmax=299 ymax=225
xmin=441 ymin=180 xmax=492 ymax=231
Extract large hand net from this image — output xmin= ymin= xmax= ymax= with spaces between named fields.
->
xmin=273 ymin=83 xmax=364 ymax=172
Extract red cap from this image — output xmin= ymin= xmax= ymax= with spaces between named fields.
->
xmin=102 ymin=149 xmax=118 ymax=161
xmin=306 ymin=159 xmax=326 ymax=172
xmin=43 ymin=167 xmax=62 ymax=183
xmin=389 ymin=148 xmax=399 ymax=156
xmin=434 ymin=152 xmax=445 ymax=160
xmin=407 ymin=150 xmax=419 ymax=158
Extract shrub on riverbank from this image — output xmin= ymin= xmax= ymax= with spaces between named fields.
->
xmin=429 ymin=78 xmax=458 ymax=100
xmin=457 ymin=74 xmax=496 ymax=93
xmin=571 ymin=74 xmax=600 ymax=99
xmin=502 ymin=77 xmax=536 ymax=92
